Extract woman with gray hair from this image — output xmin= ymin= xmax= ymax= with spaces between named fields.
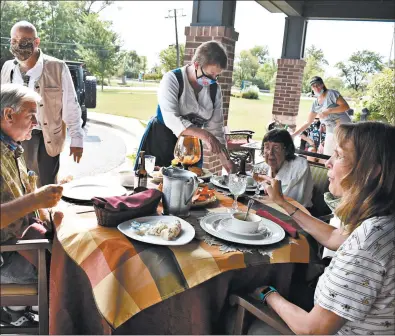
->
xmin=136 ymin=41 xmax=233 ymax=172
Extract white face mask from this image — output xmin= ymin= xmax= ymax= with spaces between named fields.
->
xmin=315 ymin=89 xmax=324 ymax=97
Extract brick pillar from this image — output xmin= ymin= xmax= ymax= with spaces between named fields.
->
xmin=272 ymin=58 xmax=306 ymax=130
xmin=184 ymin=26 xmax=238 ymax=175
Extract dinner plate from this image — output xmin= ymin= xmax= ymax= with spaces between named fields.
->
xmin=200 ymin=213 xmax=285 ymax=245
xmin=210 ymin=175 xmax=259 ymax=192
xmin=152 ymin=168 xmax=212 ymax=183
xmin=199 ymin=168 xmax=213 ymax=181
xmin=220 ymin=217 xmax=269 ymax=237
xmin=191 ymin=195 xmax=217 ymax=208
xmin=62 ymin=177 xmax=127 ymax=201
xmin=118 ymin=215 xmax=195 ymax=246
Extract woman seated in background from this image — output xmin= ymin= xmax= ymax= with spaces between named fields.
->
xmin=249 ymin=121 xmax=395 ymax=335
xmin=256 ymin=128 xmax=313 ymax=208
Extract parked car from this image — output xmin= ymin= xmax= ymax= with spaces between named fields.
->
xmin=65 ymin=61 xmax=97 ymax=127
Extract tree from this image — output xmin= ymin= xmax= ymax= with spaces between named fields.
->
xmin=233 ymin=50 xmax=260 ymax=83
xmin=250 ymin=45 xmax=269 ymax=65
xmin=302 ymin=45 xmax=328 ymax=92
xmin=159 ymin=44 xmax=185 ymax=72
xmin=118 ymin=50 xmax=141 ymax=82
xmin=139 ymin=55 xmax=147 ymax=74
xmin=364 ymin=68 xmax=395 ymax=124
xmin=256 ymin=58 xmax=277 ymax=91
xmin=1 ymin=1 xmax=118 ymax=64
xmin=335 ymin=50 xmax=383 ymax=91
xmin=76 ymin=13 xmax=120 ymax=90
xmin=323 ymin=77 xmax=344 ymax=92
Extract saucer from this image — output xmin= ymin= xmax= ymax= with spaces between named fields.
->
xmin=220 ymin=218 xmax=270 ymax=237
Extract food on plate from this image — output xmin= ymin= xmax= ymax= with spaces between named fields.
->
xmin=188 ymin=166 xmax=203 ymax=176
xmin=147 ymin=220 xmax=168 ymax=236
xmin=192 ymin=186 xmax=216 ymax=203
xmin=144 ymin=219 xmax=182 ymax=240
xmin=160 ymin=220 xmax=182 ymax=240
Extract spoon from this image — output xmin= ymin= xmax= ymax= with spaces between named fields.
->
xmin=244 ymin=199 xmax=254 ymax=221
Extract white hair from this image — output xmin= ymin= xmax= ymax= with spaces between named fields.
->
xmin=10 ymin=21 xmax=38 ymax=37
xmin=1 ymin=84 xmax=41 ymax=117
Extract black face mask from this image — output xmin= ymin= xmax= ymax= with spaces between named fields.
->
xmin=10 ymin=40 xmax=34 ymax=61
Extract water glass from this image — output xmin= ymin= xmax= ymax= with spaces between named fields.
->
xmin=252 ymin=162 xmax=269 ymax=199
xmin=228 ymin=174 xmax=247 ymax=212
xmin=145 ymin=155 xmax=156 ymax=176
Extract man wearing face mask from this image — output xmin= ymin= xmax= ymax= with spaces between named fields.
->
xmin=135 ymin=41 xmax=234 ymax=172
xmin=291 ymin=76 xmax=351 ymax=156
xmin=1 ymin=21 xmax=84 ymax=187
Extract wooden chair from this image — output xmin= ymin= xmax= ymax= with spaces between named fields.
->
xmin=0 ymin=239 xmax=51 ymax=335
xmin=225 ymin=127 xmax=256 ymax=165
xmin=229 ymin=293 xmax=294 ymax=335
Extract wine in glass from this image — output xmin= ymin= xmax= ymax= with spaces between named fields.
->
xmin=228 ymin=174 xmax=247 ymax=213
xmin=252 ymin=162 xmax=270 ymax=199
xmin=174 ymin=135 xmax=201 ymax=170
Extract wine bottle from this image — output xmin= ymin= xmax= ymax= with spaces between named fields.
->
xmin=134 ymin=151 xmax=148 ymax=193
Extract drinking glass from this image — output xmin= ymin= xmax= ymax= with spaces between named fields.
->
xmin=252 ymin=162 xmax=269 ymax=199
xmin=174 ymin=136 xmax=201 ymax=170
xmin=228 ymin=174 xmax=247 ymax=213
xmin=145 ymin=155 xmax=156 ymax=177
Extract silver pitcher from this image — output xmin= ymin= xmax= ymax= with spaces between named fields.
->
xmin=162 ymin=167 xmax=199 ymax=217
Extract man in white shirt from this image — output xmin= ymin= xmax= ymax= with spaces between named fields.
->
xmin=1 ymin=21 xmax=84 ymax=187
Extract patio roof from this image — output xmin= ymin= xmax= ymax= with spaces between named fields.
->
xmin=255 ymin=0 xmax=395 ymax=21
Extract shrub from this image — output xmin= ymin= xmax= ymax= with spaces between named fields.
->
xmin=241 ymin=85 xmax=259 ymax=99
xmin=364 ymin=68 xmax=395 ymax=124
xmin=250 ymin=78 xmax=269 ymax=90
xmin=144 ymin=73 xmax=163 ymax=81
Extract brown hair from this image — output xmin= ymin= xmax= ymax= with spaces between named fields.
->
xmin=192 ymin=41 xmax=228 ymax=69
xmin=334 ymin=122 xmax=395 ymax=233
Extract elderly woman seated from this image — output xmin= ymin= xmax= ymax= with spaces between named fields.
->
xmin=248 ymin=121 xmax=395 ymax=335
xmin=256 ymin=128 xmax=313 ymax=208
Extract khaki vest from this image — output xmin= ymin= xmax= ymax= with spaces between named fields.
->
xmin=2 ymin=53 xmax=66 ymax=157
xmin=37 ymin=55 xmax=66 ymax=157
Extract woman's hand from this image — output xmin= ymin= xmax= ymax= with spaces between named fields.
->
xmin=260 ymin=175 xmax=286 ymax=206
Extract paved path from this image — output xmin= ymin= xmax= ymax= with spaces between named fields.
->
xmin=58 ymin=112 xmax=146 ymax=180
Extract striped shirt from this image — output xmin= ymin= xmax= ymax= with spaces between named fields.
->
xmin=314 ymin=215 xmax=395 ymax=335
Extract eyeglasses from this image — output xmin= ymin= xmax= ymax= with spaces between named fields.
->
xmin=262 ymin=144 xmax=284 ymax=154
xmin=200 ymin=67 xmax=219 ymax=81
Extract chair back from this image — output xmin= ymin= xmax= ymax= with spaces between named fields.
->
xmin=309 ymin=163 xmax=331 ymax=218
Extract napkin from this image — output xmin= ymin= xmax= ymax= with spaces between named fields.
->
xmin=256 ymin=209 xmax=298 ymax=238
xmin=92 ymin=189 xmax=162 ymax=212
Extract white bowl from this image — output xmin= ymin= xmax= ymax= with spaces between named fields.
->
xmin=118 ymin=170 xmax=134 ymax=186
xmin=229 ymin=212 xmax=262 ymax=234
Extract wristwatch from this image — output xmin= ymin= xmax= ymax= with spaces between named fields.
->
xmin=259 ymin=286 xmax=277 ymax=304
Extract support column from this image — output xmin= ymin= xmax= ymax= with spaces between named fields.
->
xmin=272 ymin=59 xmax=306 ymax=129
xmin=272 ymin=16 xmax=307 ymax=129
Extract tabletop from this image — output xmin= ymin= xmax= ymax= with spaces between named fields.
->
xmin=52 ymin=178 xmax=317 ymax=330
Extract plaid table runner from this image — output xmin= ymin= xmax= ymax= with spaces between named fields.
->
xmin=55 ymin=192 xmax=315 ymax=329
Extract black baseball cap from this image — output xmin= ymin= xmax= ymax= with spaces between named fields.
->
xmin=309 ymin=76 xmax=324 ymax=86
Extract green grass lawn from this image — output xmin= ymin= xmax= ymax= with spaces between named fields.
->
xmin=94 ymin=89 xmax=312 ymax=139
